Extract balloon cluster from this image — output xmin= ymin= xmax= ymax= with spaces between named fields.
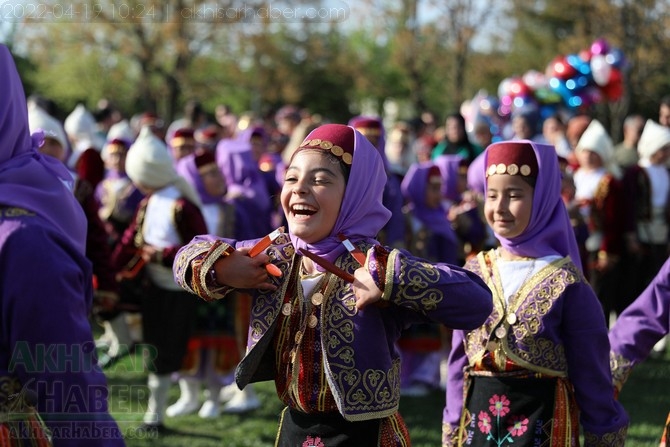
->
xmin=497 ymin=38 xmax=627 ymax=119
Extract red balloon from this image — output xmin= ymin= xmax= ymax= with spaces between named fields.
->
xmin=601 ymin=68 xmax=623 ymax=101
xmin=508 ymin=77 xmax=531 ymax=97
xmin=547 ymin=56 xmax=577 ymax=80
xmin=578 ymin=49 xmax=592 ymax=63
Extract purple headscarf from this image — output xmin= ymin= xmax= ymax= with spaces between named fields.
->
xmin=433 ymin=154 xmax=464 ymax=202
xmin=0 ymin=45 xmax=87 ymax=253
xmin=467 ymin=150 xmax=486 ymax=196
xmin=485 ymin=140 xmax=582 ymax=270
xmin=176 ymin=152 xmax=222 ymax=205
xmin=288 ymin=125 xmax=392 ymax=266
xmin=401 ymin=161 xmax=457 ymax=242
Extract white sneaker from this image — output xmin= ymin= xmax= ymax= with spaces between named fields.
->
xmin=219 ymin=383 xmax=239 ymax=403
xmin=221 ymin=387 xmax=261 ymax=414
xmin=166 ymin=397 xmax=200 ymax=417
xmin=198 ymin=399 xmax=220 ymax=419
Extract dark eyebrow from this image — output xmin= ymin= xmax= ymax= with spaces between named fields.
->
xmin=285 ymin=166 xmax=340 ymax=177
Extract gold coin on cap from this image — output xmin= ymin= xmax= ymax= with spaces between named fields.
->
xmin=341 ymin=152 xmax=353 ymax=165
xmin=308 ymin=315 xmax=318 ymax=328
xmin=282 ymin=303 xmax=292 ymax=316
xmin=506 ymin=163 xmax=519 ymax=176
xmin=487 ymin=164 xmax=497 ymax=177
xmin=520 ymin=164 xmax=532 ymax=176
xmin=331 ymin=145 xmax=344 ymax=156
xmin=300 ymin=139 xmax=311 ymax=147
xmin=320 ymin=140 xmax=333 ymax=149
xmin=496 ymin=163 xmax=507 ymax=175
xmin=311 ymin=292 xmax=324 ymax=306
xmin=494 ymin=326 xmax=507 ymax=339
xmin=310 ymin=138 xmax=322 ymax=146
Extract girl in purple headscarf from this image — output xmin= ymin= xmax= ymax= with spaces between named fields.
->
xmin=442 ymin=140 xmax=629 ymax=447
xmin=173 ymin=123 xmax=493 ymax=446
xmin=0 ymin=44 xmax=124 ymax=445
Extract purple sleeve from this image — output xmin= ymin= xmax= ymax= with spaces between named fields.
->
xmin=561 ymin=281 xmax=629 ymax=440
xmin=609 ymin=257 xmax=670 ymax=369
xmin=1 ymin=219 xmax=124 ymax=446
xmin=442 ymin=329 xmax=468 ymax=444
xmin=374 ymin=248 xmax=493 ymax=330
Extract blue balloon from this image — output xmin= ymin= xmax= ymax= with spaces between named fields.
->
xmin=606 ymin=48 xmax=627 ymax=70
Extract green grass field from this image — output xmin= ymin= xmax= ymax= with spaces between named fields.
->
xmin=102 ymin=344 xmax=670 ymax=447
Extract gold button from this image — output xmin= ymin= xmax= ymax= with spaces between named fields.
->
xmin=295 ymin=331 xmax=303 ymax=344
xmin=494 ymin=326 xmax=507 ymax=339
xmin=308 ymin=315 xmax=318 ymax=328
xmin=282 ymin=303 xmax=292 ymax=316
xmin=311 ymin=292 xmax=324 ymax=306
xmin=506 ymin=313 xmax=517 ymax=325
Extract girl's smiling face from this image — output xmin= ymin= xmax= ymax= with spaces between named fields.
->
xmin=281 ymin=149 xmax=346 ymax=244
xmin=485 ymin=174 xmax=534 ymax=240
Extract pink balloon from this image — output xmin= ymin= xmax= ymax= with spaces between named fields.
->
xmin=590 ymin=38 xmax=610 ymax=56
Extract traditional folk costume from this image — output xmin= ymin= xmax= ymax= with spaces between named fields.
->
xmin=609 ymin=256 xmax=670 ymax=447
xmin=111 ymin=127 xmax=207 ymax=429
xmin=399 ymin=162 xmax=459 ymax=395
xmin=96 ymin=139 xmax=144 ymax=245
xmin=216 ymin=135 xmax=273 ymax=239
xmin=172 ymin=151 xmax=257 ymax=418
xmin=434 ymin=155 xmax=487 ymax=263
xmin=0 ymin=44 xmax=124 ymax=446
xmin=621 ymin=120 xmax=670 ymax=300
xmin=443 ymin=141 xmax=629 ymax=447
xmin=174 ymin=124 xmax=494 ymax=446
xmin=573 ymin=120 xmax=627 ymax=320
xmin=349 ymin=116 xmax=406 ymax=249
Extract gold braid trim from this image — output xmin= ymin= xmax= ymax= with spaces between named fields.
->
xmin=195 ymin=241 xmax=234 ymax=301
xmin=583 ymin=425 xmax=627 ymax=446
xmin=609 ymin=351 xmax=634 ymax=394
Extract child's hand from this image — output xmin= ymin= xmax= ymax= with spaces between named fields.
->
xmin=215 ymin=248 xmax=278 ymax=291
xmin=352 ymin=267 xmax=383 ymax=310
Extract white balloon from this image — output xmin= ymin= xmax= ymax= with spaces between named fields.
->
xmin=590 ymin=54 xmax=612 ymax=86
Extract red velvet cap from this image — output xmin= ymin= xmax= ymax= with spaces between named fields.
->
xmin=351 ymin=117 xmax=383 ymax=137
xmin=171 ymin=128 xmax=195 ymax=147
xmin=486 ymin=141 xmax=538 ymax=178
xmin=428 ymin=165 xmax=442 ymax=183
xmin=299 ymin=124 xmax=355 ymax=165
xmin=194 ymin=151 xmax=216 ymax=168
xmin=105 ymin=138 xmax=128 ymax=152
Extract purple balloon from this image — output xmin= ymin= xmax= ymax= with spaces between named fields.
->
xmin=591 ymin=38 xmax=610 ymax=55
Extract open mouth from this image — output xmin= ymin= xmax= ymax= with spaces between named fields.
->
xmin=290 ymin=204 xmax=317 ymax=217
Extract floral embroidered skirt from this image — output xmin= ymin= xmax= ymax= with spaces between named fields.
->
xmin=455 ymin=372 xmax=579 ymax=447
xmin=274 ymin=407 xmax=411 ymax=447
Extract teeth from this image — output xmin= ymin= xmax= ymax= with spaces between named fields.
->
xmin=292 ymin=204 xmax=316 ymax=212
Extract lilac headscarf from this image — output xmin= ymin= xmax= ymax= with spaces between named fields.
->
xmin=176 ymin=152 xmax=221 ymax=205
xmin=288 ymin=125 xmax=392 ymax=266
xmin=401 ymin=161 xmax=457 ymax=242
xmin=467 ymin=150 xmax=486 ymax=196
xmin=216 ymin=135 xmax=271 ymax=207
xmin=0 ymin=45 xmax=87 ymax=253
xmin=485 ymin=140 xmax=582 ymax=270
xmin=433 ymin=154 xmax=464 ymax=202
